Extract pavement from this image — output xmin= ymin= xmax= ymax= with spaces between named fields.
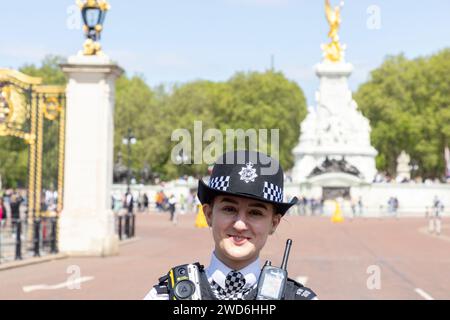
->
xmin=0 ymin=211 xmax=449 ymax=300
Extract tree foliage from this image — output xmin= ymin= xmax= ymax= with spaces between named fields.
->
xmin=1 ymin=56 xmax=308 ymax=186
xmin=354 ymin=49 xmax=450 ymax=179
xmin=115 ymin=71 xmax=307 ymax=181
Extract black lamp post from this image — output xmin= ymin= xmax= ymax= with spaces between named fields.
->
xmin=122 ymin=128 xmax=137 ymax=191
xmin=77 ymin=0 xmax=110 ymax=55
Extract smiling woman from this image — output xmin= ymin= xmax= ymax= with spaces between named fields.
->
xmin=205 ymin=195 xmax=281 ymax=271
xmin=144 ymin=150 xmax=317 ymax=300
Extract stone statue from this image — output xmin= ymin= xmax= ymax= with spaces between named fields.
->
xmin=396 ymin=150 xmax=411 ymax=182
xmin=325 ymin=0 xmax=341 ymax=42
xmin=321 ymin=0 xmax=346 ymax=62
xmin=308 ymin=156 xmax=362 ymax=178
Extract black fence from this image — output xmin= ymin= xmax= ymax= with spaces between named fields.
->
xmin=115 ymin=212 xmax=136 ymax=241
xmin=0 ymin=217 xmax=58 ymax=264
xmin=0 ymin=213 xmax=135 ymax=264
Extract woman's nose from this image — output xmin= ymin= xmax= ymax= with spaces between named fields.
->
xmin=233 ymin=211 xmax=248 ymax=231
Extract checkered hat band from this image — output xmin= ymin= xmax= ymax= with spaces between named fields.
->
xmin=263 ymin=181 xmax=283 ymax=202
xmin=208 ymin=176 xmax=230 ymax=191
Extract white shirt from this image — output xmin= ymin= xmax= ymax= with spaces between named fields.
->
xmin=143 ymin=252 xmax=260 ymax=300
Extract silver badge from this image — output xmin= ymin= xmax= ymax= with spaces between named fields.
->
xmin=238 ymin=162 xmax=258 ymax=183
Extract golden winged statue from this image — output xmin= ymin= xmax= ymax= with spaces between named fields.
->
xmin=321 ymin=0 xmax=345 ymax=62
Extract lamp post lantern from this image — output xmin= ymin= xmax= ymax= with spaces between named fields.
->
xmin=77 ymin=0 xmax=110 ymax=56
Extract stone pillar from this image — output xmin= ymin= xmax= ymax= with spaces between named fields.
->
xmin=59 ymin=54 xmax=123 ymax=256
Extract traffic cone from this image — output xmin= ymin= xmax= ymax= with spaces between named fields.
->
xmin=195 ymin=204 xmax=209 ymax=228
xmin=331 ymin=200 xmax=344 ymax=223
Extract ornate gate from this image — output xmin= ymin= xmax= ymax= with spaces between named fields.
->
xmin=0 ymin=69 xmax=65 ymax=230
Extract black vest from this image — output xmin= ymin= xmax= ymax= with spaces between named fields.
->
xmin=154 ymin=263 xmax=317 ymax=300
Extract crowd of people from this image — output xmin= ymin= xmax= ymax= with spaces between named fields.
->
xmin=373 ymin=172 xmax=449 ymax=184
xmin=111 ymin=189 xmax=199 ymax=225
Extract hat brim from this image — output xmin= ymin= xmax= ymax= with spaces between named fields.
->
xmin=197 ymin=178 xmax=297 ymax=216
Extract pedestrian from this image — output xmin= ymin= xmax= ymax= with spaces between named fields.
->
xmin=393 ymin=197 xmax=399 ymax=218
xmin=0 ymin=197 xmax=6 ymax=228
xmin=125 ymin=189 xmax=134 ymax=215
xmin=137 ymin=192 xmax=142 ymax=212
xmin=168 ymin=194 xmax=177 ymax=225
xmin=350 ymin=197 xmax=357 ymax=220
xmin=10 ymin=191 xmax=23 ymax=232
xmin=143 ymin=193 xmax=149 ymax=214
xmin=430 ymin=196 xmax=444 ymax=235
xmin=112 ymin=194 xmax=123 ymax=215
xmin=179 ymin=193 xmax=186 ymax=215
xmin=387 ymin=197 xmax=395 ymax=217
xmin=358 ymin=196 xmax=364 ymax=216
xmin=144 ymin=150 xmax=317 ymax=300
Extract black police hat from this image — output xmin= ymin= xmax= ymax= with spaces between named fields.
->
xmin=197 ymin=150 xmax=297 ymax=215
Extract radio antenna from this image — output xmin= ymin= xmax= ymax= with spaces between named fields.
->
xmin=280 ymin=239 xmax=292 ymax=270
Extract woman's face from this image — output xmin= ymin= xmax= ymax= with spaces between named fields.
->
xmin=203 ymin=195 xmax=281 ymax=270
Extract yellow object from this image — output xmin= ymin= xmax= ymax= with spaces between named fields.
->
xmin=322 ymin=0 xmax=345 ymax=62
xmin=331 ymin=200 xmax=344 ymax=223
xmin=195 ymin=205 xmax=209 ymax=228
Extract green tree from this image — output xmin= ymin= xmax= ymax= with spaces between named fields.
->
xmin=354 ymin=49 xmax=450 ymax=179
xmin=114 ymin=74 xmax=171 ymax=181
xmin=225 ymin=71 xmax=307 ymax=170
xmin=160 ymin=71 xmax=307 ymax=178
xmin=20 ymin=55 xmax=67 ymax=85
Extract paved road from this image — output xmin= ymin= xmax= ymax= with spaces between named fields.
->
xmin=0 ymin=212 xmax=449 ymax=300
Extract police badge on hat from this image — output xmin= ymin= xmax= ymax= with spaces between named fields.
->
xmin=238 ymin=162 xmax=258 ymax=183
xmin=197 ymin=150 xmax=297 ymax=215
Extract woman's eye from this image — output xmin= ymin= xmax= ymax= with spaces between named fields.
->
xmin=250 ymin=210 xmax=263 ymax=216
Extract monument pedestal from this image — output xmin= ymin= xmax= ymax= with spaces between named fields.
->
xmin=292 ymin=60 xmax=377 ymax=186
xmin=59 ymin=54 xmax=123 ymax=256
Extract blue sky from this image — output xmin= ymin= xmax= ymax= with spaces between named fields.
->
xmin=1 ymin=0 xmax=449 ymax=106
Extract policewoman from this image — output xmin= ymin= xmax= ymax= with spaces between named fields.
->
xmin=144 ymin=150 xmax=317 ymax=300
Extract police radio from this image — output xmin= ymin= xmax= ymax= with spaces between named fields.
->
xmin=256 ymin=239 xmax=292 ymax=300
xmin=167 ymin=263 xmax=202 ymax=300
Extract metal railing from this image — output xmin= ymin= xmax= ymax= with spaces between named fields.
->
xmin=114 ymin=212 xmax=136 ymax=241
xmin=0 ymin=217 xmax=58 ymax=264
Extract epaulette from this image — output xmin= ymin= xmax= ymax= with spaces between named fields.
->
xmin=153 ymin=274 xmax=169 ymax=295
xmin=284 ymin=278 xmax=317 ymax=300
